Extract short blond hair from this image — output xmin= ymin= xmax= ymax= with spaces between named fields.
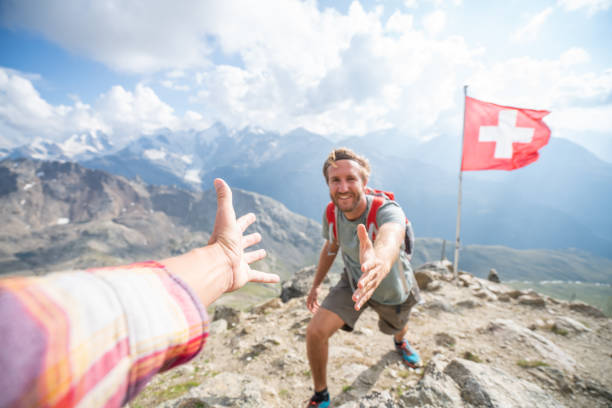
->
xmin=323 ymin=147 xmax=371 ymax=183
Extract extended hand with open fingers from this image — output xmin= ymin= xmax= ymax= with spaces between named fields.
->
xmin=352 ymin=223 xmax=386 ymax=311
xmin=209 ymin=178 xmax=280 ymax=292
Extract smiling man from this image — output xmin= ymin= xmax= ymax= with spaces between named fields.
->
xmin=305 ymin=148 xmax=421 ymax=407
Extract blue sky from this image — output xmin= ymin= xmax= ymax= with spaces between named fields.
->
xmin=1 ymin=0 xmax=611 ymax=159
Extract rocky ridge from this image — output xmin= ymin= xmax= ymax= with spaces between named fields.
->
xmin=131 ymin=262 xmax=612 ymax=407
xmin=0 ymin=158 xmax=321 ymax=280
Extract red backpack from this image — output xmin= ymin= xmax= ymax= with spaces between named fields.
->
xmin=326 ymin=187 xmax=415 ymax=258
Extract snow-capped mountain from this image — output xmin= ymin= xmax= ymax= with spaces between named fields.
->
xmin=4 ymin=131 xmax=115 ymax=162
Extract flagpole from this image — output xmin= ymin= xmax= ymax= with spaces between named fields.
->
xmin=453 ymin=85 xmax=468 ymax=282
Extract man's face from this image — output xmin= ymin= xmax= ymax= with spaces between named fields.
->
xmin=327 ymin=159 xmax=367 ymax=217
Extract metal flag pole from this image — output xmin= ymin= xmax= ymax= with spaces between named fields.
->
xmin=453 ymin=85 xmax=468 ymax=282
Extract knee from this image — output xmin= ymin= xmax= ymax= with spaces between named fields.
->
xmin=307 ymin=318 xmax=330 ymax=343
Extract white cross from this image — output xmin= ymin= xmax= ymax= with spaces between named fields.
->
xmin=478 ymin=109 xmax=534 ymax=159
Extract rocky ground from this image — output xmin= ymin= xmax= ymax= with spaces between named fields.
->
xmin=130 ymin=262 xmax=612 ymax=408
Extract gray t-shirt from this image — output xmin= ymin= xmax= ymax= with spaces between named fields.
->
xmin=322 ymin=195 xmax=413 ymax=305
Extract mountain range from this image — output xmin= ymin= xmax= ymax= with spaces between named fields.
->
xmin=0 ymin=158 xmax=321 ymax=279
xmin=1 ymin=124 xmax=611 ymax=261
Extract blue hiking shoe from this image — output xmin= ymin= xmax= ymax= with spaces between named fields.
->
xmin=307 ymin=397 xmax=330 ymax=407
xmin=395 ymin=338 xmax=421 ymax=368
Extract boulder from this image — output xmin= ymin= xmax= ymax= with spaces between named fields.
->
xmin=414 ymin=269 xmax=435 ymax=290
xmin=401 ymin=355 xmax=464 ymax=408
xmin=444 ymin=358 xmax=563 ymax=407
xmin=488 ymin=268 xmax=501 ymax=283
xmin=551 ymin=316 xmax=591 ymax=335
xmin=213 ymin=305 xmax=241 ymax=328
xmin=518 ymin=295 xmax=546 ymax=308
xmin=280 ymin=265 xmax=323 ymax=302
xmin=568 ymin=301 xmax=606 ymax=318
xmin=415 ymin=260 xmax=452 ymax=275
xmin=486 ymin=319 xmax=576 ymax=371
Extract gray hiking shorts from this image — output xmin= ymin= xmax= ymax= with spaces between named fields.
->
xmin=321 ymin=270 xmax=418 ymax=335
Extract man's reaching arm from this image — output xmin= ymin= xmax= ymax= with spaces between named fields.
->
xmin=306 ymin=239 xmax=339 ymax=313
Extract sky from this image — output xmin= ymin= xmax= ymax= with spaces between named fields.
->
xmin=0 ymin=0 xmax=611 ymax=159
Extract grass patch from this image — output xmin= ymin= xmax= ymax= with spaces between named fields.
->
xmin=551 ymin=326 xmax=568 ymax=336
xmin=279 ymin=389 xmax=289 ymax=398
xmin=463 ymin=351 xmax=481 ymax=363
xmin=302 ymin=369 xmax=311 ymax=378
xmin=342 ymin=385 xmax=353 ymax=393
xmin=517 ymin=359 xmax=549 ymax=368
xmin=154 ymin=381 xmax=199 ymax=400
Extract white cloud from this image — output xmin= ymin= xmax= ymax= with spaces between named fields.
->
xmin=0 ymin=68 xmax=204 ymax=146
xmin=511 ymin=7 xmax=554 ymax=42
xmin=1 ymin=0 xmax=610 ymax=151
xmin=557 ymin=0 xmax=612 ymax=15
xmin=0 ymin=0 xmax=215 ymax=73
xmin=423 ymin=10 xmax=446 ymax=35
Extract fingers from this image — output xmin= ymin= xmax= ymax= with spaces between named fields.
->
xmin=307 ymin=295 xmax=320 ymax=314
xmin=244 ymin=248 xmax=267 ymax=264
xmin=242 ymin=232 xmax=262 ymax=249
xmin=237 ymin=212 xmax=256 ymax=233
xmin=247 ymin=269 xmax=280 ymax=284
xmin=214 ymin=178 xmax=236 ymax=228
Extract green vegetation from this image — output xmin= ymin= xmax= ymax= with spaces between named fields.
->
xmin=517 ymin=360 xmax=549 ymax=368
xmin=154 ymin=381 xmax=200 ymax=400
xmin=506 ymin=281 xmax=612 ymax=316
xmin=279 ymin=389 xmax=289 ymax=398
xmin=342 ymin=385 xmax=353 ymax=393
xmin=551 ymin=326 xmax=569 ymax=336
xmin=463 ymin=351 xmax=481 ymax=363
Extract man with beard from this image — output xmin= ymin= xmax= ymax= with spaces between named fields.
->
xmin=305 ymin=148 xmax=420 ymax=407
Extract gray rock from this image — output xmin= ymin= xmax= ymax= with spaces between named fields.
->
xmin=424 ymin=299 xmax=456 ymax=314
xmin=158 ymin=372 xmax=278 ymax=407
xmin=518 ymin=295 xmax=546 ymax=308
xmin=209 ymin=319 xmax=228 ymax=334
xmin=425 ymin=280 xmax=442 ymax=292
xmin=280 ymin=265 xmax=323 ymax=302
xmin=336 ymin=391 xmax=398 ymax=407
xmin=401 ymin=355 xmax=464 ymax=408
xmin=528 ymin=366 xmax=574 ymax=394
xmin=488 ymin=268 xmax=500 ymax=283
xmin=455 ymin=299 xmax=482 ymax=309
xmin=568 ymin=301 xmax=606 ymax=318
xmin=434 ymin=332 xmax=457 ymax=348
xmin=551 ymin=316 xmax=591 ymax=335
xmin=486 ymin=319 xmax=576 ymax=371
xmin=414 ymin=269 xmax=435 ymax=290
xmin=444 ymin=358 xmax=563 ymax=407
xmin=415 ymin=260 xmax=452 ymax=275
xmin=213 ymin=305 xmax=241 ymax=328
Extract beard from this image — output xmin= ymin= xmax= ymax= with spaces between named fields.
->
xmin=331 ymin=190 xmax=364 ymax=214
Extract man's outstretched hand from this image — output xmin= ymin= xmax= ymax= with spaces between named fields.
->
xmin=352 ymin=224 xmax=387 ymax=311
xmin=209 ymin=178 xmax=280 ymax=292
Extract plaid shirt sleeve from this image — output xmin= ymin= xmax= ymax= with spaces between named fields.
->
xmin=0 ymin=261 xmax=209 ymax=408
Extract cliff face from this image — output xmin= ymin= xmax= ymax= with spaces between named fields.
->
xmin=0 ymin=158 xmax=321 ymax=278
xmin=131 ymin=266 xmax=611 ymax=408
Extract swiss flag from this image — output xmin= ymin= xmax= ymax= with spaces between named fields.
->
xmin=461 ymin=96 xmax=551 ymax=171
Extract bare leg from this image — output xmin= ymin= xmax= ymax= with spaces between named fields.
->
xmin=306 ymin=308 xmax=345 ymax=392
xmin=394 ymin=321 xmax=410 ymax=343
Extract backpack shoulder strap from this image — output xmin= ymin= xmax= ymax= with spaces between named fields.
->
xmin=366 ymin=196 xmax=385 ymax=242
xmin=326 ymin=201 xmax=338 ymax=243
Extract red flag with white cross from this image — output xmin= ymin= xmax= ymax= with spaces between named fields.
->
xmin=461 ymin=96 xmax=551 ymax=171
